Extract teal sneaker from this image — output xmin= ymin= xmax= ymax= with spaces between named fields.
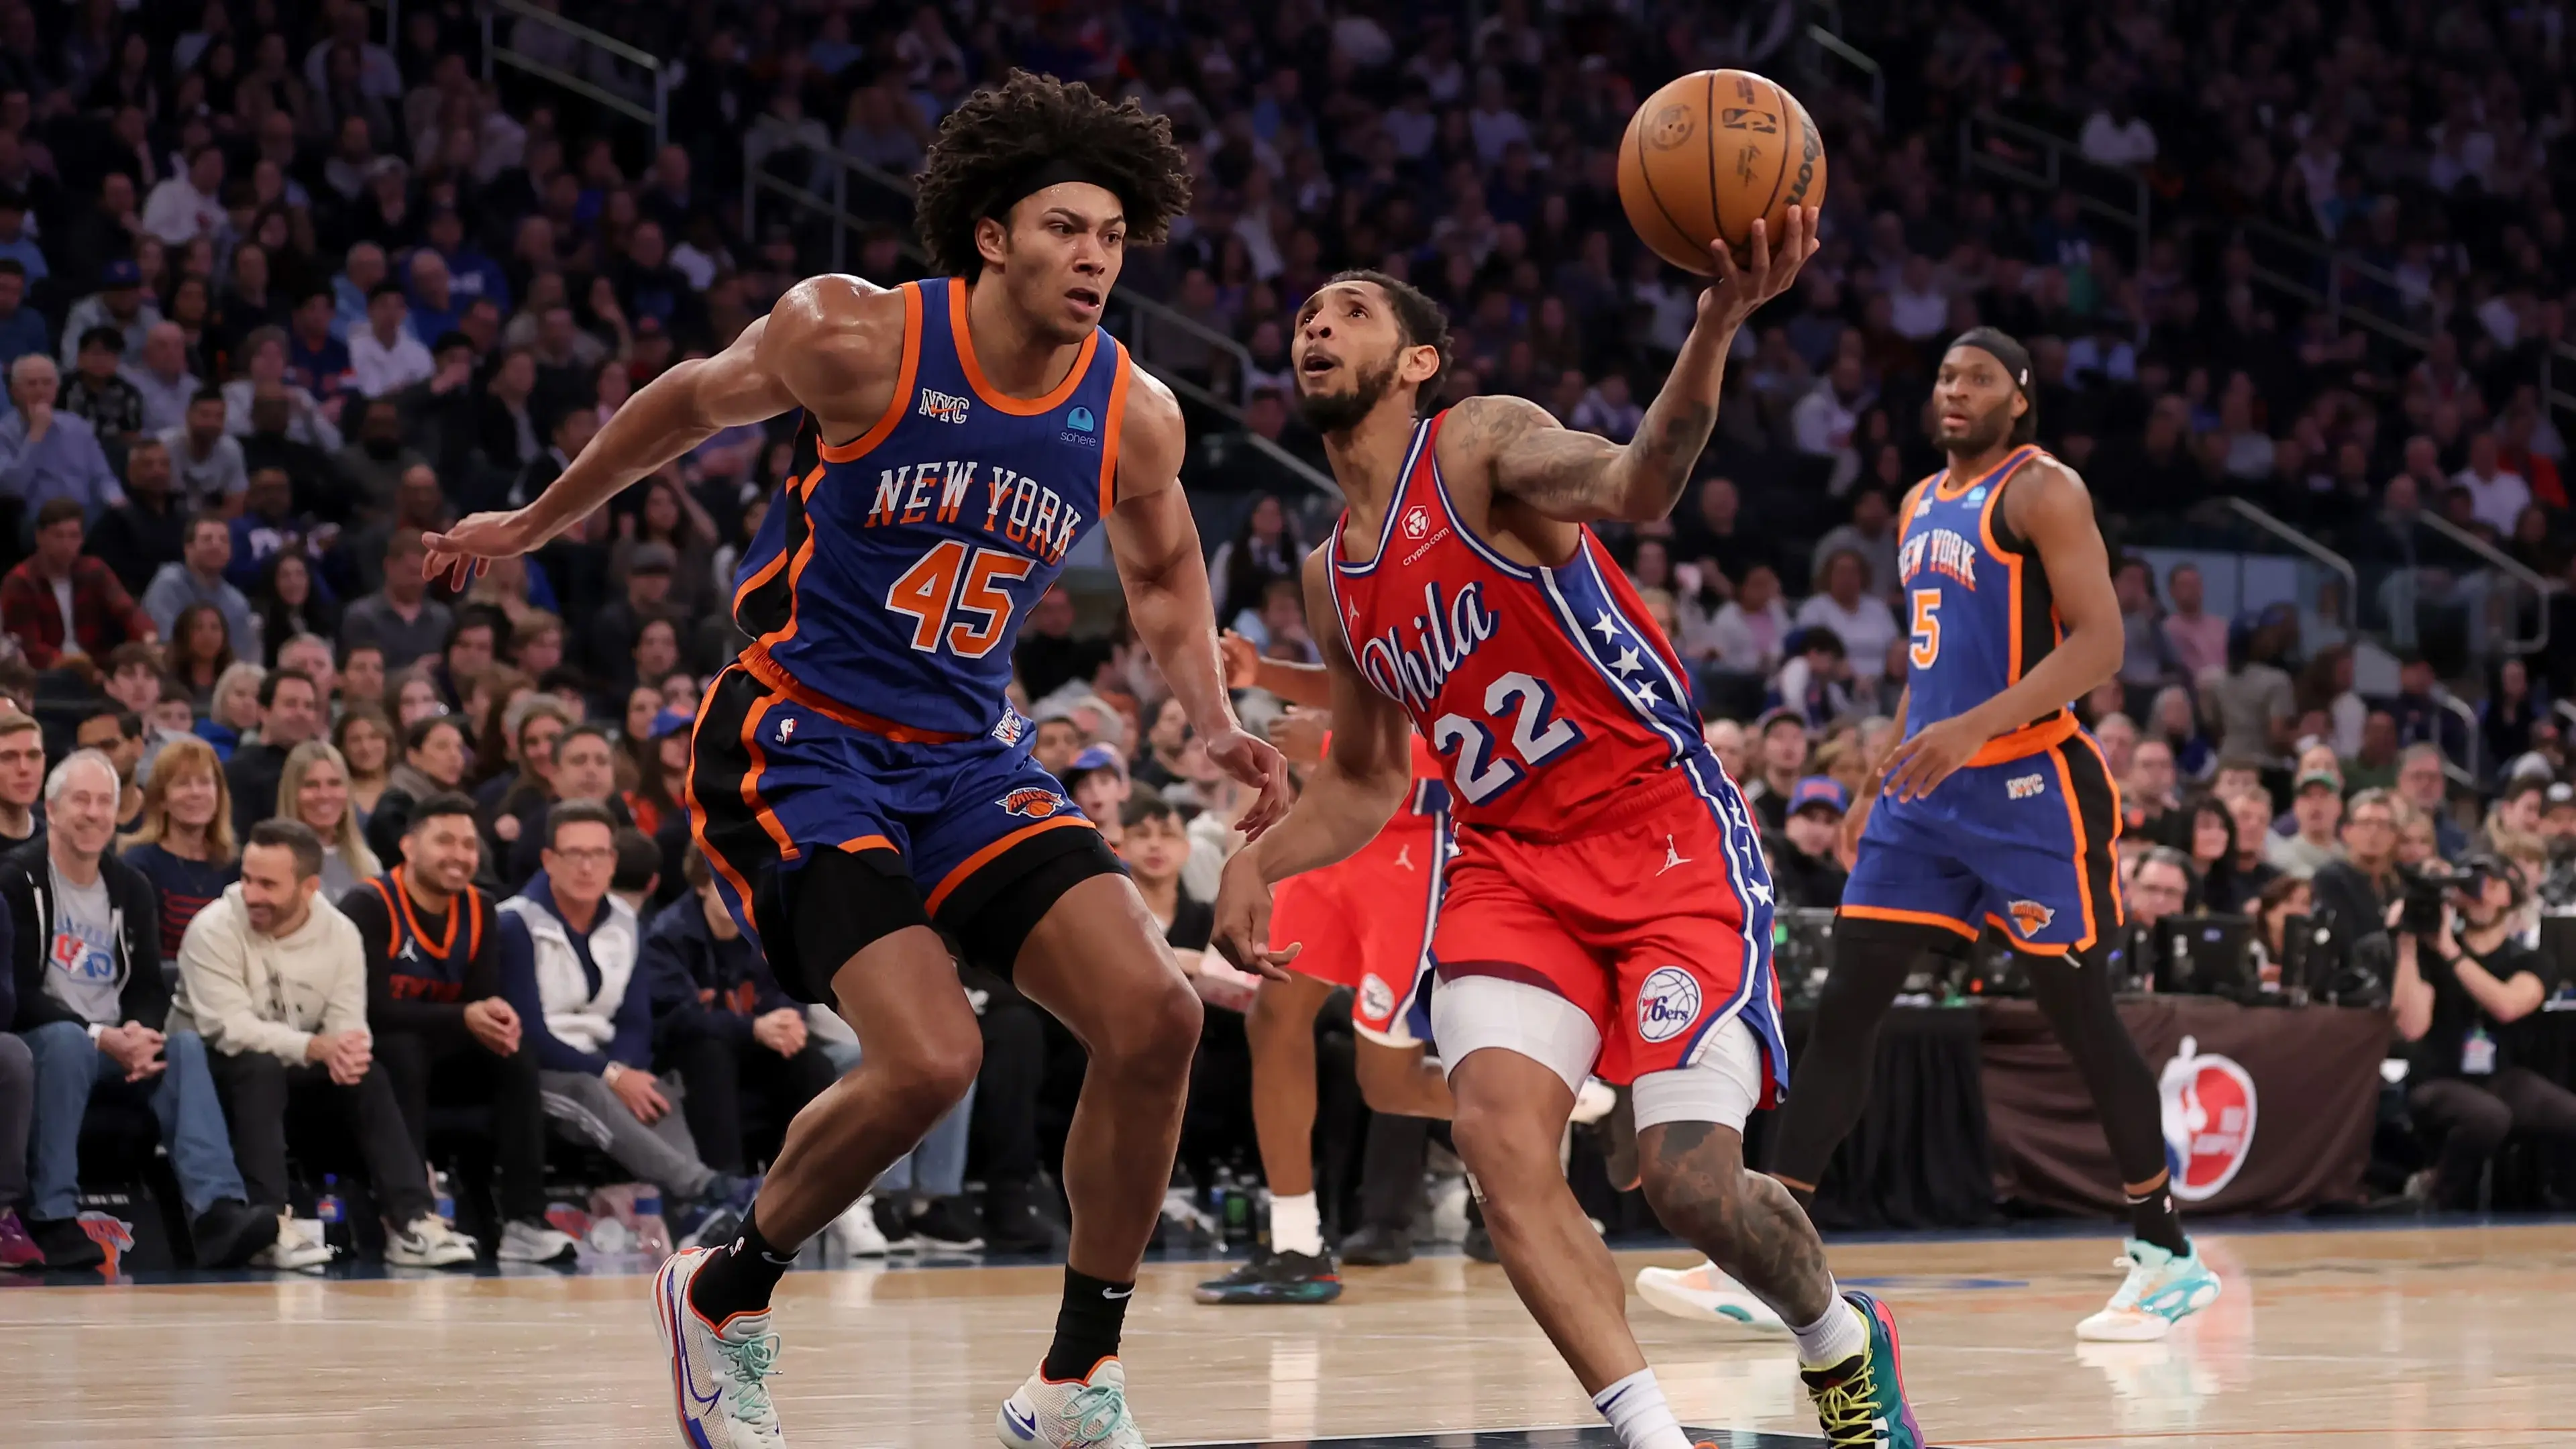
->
xmin=1801 ymin=1289 xmax=1927 ymax=1449
xmin=2076 ymin=1237 xmax=2222 ymax=1341
xmin=1193 ymin=1248 xmax=1344 ymax=1304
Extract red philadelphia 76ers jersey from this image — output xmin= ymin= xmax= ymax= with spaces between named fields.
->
xmin=1324 ymin=410 xmax=1712 ymax=835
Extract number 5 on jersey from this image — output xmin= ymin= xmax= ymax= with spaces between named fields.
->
xmin=1431 ymin=670 xmax=1583 ymax=806
xmin=887 ymin=540 xmax=1034 ymax=659
xmin=1909 ymin=588 xmax=1942 ymax=669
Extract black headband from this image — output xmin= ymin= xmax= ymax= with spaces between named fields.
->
xmin=1947 ymin=327 xmax=2033 ymax=393
xmin=984 ymin=159 xmax=1131 ymax=221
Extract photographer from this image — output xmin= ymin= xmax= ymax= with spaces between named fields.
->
xmin=2391 ymin=857 xmax=2576 ymax=1210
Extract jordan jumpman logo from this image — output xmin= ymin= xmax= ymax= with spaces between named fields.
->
xmin=1657 ymin=835 xmax=1691 ymax=875
xmin=1393 ymin=843 xmax=1415 ymax=871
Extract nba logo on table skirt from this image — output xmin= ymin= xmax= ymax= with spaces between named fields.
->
xmin=1637 ymin=966 xmax=1704 ymax=1044
xmin=998 ymin=788 xmax=1072 ymax=820
xmin=2159 ymin=1036 xmax=2257 ymax=1201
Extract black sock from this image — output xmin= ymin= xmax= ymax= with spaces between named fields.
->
xmin=686 ymin=1202 xmax=796 ymax=1325
xmin=1041 ymin=1267 xmax=1134 ymax=1382
xmin=2125 ymin=1179 xmax=2188 ymax=1256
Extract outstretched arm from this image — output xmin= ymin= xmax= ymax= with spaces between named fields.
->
xmin=423 ymin=276 xmax=896 ymax=586
xmin=1210 ymin=547 xmax=1415 ymax=976
xmin=1103 ymin=369 xmax=1291 ymax=838
xmin=1220 ymin=629 xmax=1333 ymax=708
xmin=1471 ymin=210 xmax=1817 ymax=524
xmin=1880 ymin=460 xmax=2124 ymax=800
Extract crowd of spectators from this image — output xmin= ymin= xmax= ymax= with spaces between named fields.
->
xmin=0 ymin=0 xmax=2571 ymax=1271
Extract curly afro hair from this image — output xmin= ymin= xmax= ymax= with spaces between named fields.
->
xmin=913 ymin=70 xmax=1194 ymax=278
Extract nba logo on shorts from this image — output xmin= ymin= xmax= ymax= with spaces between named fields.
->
xmin=1636 ymin=966 xmax=1703 ymax=1043
xmin=998 ymin=788 xmax=1071 ymax=820
xmin=2158 ymin=1036 xmax=2257 ymax=1201
xmin=1403 ymin=505 xmax=1432 ymax=540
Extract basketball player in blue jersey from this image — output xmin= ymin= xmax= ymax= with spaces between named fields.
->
xmin=1759 ymin=329 xmax=2222 ymax=1342
xmin=424 ymin=72 xmax=1290 ymax=1449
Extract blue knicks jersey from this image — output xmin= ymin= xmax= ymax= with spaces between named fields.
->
xmin=1894 ymin=443 xmax=2068 ymax=743
xmin=731 ymin=277 xmax=1130 ymax=737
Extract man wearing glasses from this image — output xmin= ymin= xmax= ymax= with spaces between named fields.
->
xmin=2311 ymin=788 xmax=2406 ymax=951
xmin=498 ymin=800 xmax=755 ymax=1249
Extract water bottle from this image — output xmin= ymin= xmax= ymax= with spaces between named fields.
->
xmin=631 ymin=1189 xmax=672 ymax=1260
xmin=431 ymin=1170 xmax=455 ymax=1226
xmin=1223 ymin=1175 xmax=1252 ymax=1245
xmin=1206 ymin=1167 xmax=1235 ymax=1242
xmin=316 ymin=1175 xmax=350 ymax=1254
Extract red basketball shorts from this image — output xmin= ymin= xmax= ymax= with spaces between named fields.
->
xmin=1429 ymin=765 xmax=1789 ymax=1096
xmin=1267 ymin=810 xmax=1444 ymax=1046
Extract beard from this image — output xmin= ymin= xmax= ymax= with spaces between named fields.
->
xmin=1936 ymin=400 xmax=2017 ymax=457
xmin=1293 ymin=353 xmax=1400 ymax=435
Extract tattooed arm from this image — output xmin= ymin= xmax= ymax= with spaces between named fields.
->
xmin=1465 ymin=207 xmax=1820 ymax=525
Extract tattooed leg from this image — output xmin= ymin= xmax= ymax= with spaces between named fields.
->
xmin=1448 ymin=1046 xmax=1646 ymax=1394
xmin=1638 ymin=1119 xmax=1836 ymax=1327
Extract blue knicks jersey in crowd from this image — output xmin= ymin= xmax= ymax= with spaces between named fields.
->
xmin=1894 ymin=443 xmax=2066 ymax=741
xmin=730 ymin=276 xmax=1130 ymax=737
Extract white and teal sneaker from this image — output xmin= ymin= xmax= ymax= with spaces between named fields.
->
xmin=1633 ymin=1260 xmax=1788 ymax=1332
xmin=996 ymin=1356 xmax=1147 ymax=1448
xmin=2076 ymin=1238 xmax=2222 ymax=1342
xmin=653 ymin=1246 xmax=787 ymax=1447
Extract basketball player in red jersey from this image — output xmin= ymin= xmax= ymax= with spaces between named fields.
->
xmin=1197 ymin=639 xmax=1455 ymax=1305
xmin=425 ymin=74 xmax=1287 ymax=1449
xmin=1213 ymin=211 xmax=1928 ymax=1449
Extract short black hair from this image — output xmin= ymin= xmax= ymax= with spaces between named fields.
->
xmin=1314 ymin=269 xmax=1452 ymax=414
xmin=404 ymin=714 xmax=464 ymax=754
xmin=76 ymin=704 xmax=140 ymax=740
xmin=77 ymin=325 xmax=123 ymax=354
xmin=246 ymin=817 xmax=325 ymax=881
xmin=558 ymin=722 xmax=614 ymax=757
xmin=1120 ymin=792 xmax=1178 ymax=830
xmin=407 ymin=790 xmax=480 ymax=832
xmin=258 ymin=667 xmax=316 ymax=710
xmin=191 ymin=385 xmax=225 ymax=408
xmin=368 ymin=281 xmax=406 ymax=303
xmin=545 ymin=797 xmax=618 ymax=849
xmin=913 ymin=70 xmax=1193 ymax=278
xmin=611 ymin=825 xmax=660 ymax=893
xmin=34 ymin=497 xmax=83 ymax=531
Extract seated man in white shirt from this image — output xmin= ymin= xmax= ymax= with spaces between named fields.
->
xmin=347 ymin=284 xmax=434 ymax=398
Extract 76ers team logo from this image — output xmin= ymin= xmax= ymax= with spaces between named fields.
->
xmin=1636 ymin=966 xmax=1703 ymax=1044
xmin=1402 ymin=505 xmax=1432 ymax=540
xmin=2159 ymin=1036 xmax=2257 ymax=1202
xmin=998 ymin=788 xmax=1071 ymax=820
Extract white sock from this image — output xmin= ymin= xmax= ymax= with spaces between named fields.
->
xmin=1791 ymin=1291 xmax=1868 ymax=1369
xmin=1591 ymin=1367 xmax=1693 ymax=1449
xmin=1268 ymin=1191 xmax=1322 ymax=1256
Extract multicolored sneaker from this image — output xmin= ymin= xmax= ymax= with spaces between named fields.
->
xmin=1801 ymin=1290 xmax=1926 ymax=1449
xmin=653 ymin=1246 xmax=787 ymax=1448
xmin=1193 ymin=1248 xmax=1343 ymax=1304
xmin=2076 ymin=1238 xmax=2222 ymax=1342
xmin=996 ymin=1356 xmax=1146 ymax=1448
xmin=0 ymin=1208 xmax=42 ymax=1269
xmin=1634 ymin=1260 xmax=1788 ymax=1331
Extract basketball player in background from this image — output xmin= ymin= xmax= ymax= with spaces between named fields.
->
xmin=1194 ymin=635 xmax=1454 ymax=1304
xmin=425 ymin=72 xmax=1289 ymax=1449
xmin=1216 ymin=211 xmax=1931 ymax=1449
xmin=1765 ymin=331 xmax=2220 ymax=1342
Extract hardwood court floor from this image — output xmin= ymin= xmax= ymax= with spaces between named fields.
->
xmin=5 ymin=1222 xmax=2575 ymax=1448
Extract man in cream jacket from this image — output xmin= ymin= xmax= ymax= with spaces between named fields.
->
xmin=173 ymin=818 xmax=476 ymax=1269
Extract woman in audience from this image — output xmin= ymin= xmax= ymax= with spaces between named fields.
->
xmin=195 ymin=661 xmax=267 ymax=761
xmin=393 ymin=671 xmax=446 ymax=727
xmin=254 ymin=552 xmax=339 ymax=663
xmin=334 ymin=708 xmax=395 ymax=824
xmin=1132 ymin=696 xmax=1191 ymax=792
xmin=363 ymin=714 xmax=472 ymax=864
xmin=482 ymin=695 xmax=573 ymax=851
xmin=631 ymin=618 xmax=682 ymax=699
xmin=2480 ymin=657 xmax=2548 ymax=774
xmin=612 ymin=476 xmax=718 ymax=621
xmin=118 ymin=735 xmax=243 ymax=963
xmin=462 ymin=666 xmax=535 ymax=787
xmin=2296 ymin=643 xmax=2367 ymax=759
xmin=276 ymin=741 xmax=380 ymax=896
xmin=620 ymin=684 xmax=663 ymax=759
xmin=2252 ymin=873 xmax=2313 ymax=990
xmin=1793 ymin=548 xmax=1900 ymax=682
xmin=169 ymin=602 xmax=237 ymax=712
xmin=1209 ymin=492 xmax=1305 ymax=631
xmin=2186 ymin=792 xmax=2262 ymax=913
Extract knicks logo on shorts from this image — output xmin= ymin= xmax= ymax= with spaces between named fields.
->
xmin=1636 ymin=966 xmax=1703 ymax=1044
xmin=998 ymin=788 xmax=1073 ymax=820
xmin=2007 ymin=899 xmax=2056 ymax=936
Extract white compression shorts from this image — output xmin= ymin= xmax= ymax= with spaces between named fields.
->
xmin=1428 ymin=973 xmax=1765 ymax=1132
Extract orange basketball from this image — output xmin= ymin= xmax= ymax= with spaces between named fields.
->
xmin=1617 ymin=70 xmax=1827 ymax=276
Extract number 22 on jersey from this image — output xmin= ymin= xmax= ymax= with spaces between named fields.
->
xmin=885 ymin=540 xmax=1034 ymax=659
xmin=1430 ymin=670 xmax=1584 ymax=805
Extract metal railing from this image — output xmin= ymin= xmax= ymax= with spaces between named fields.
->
xmin=741 ymin=135 xmax=1339 ymax=500
xmin=1959 ymin=109 xmax=2153 ymax=274
xmin=2438 ymin=693 xmax=2484 ymax=787
xmin=2414 ymin=509 xmax=2554 ymax=658
xmin=1803 ymin=24 xmax=1883 ymax=129
xmin=2220 ymin=498 xmax=2358 ymax=631
xmin=482 ymin=0 xmax=669 ymax=150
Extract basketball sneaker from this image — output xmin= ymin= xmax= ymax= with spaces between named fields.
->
xmin=248 ymin=1214 xmax=333 ymax=1273
xmin=496 ymin=1219 xmax=580 ymax=1267
xmin=996 ymin=1357 xmax=1146 ymax=1448
xmin=2076 ymin=1238 xmax=2222 ymax=1342
xmin=384 ymin=1214 xmax=478 ymax=1269
xmin=1194 ymin=1248 xmax=1343 ymax=1304
xmin=825 ymin=1194 xmax=891 ymax=1257
xmin=653 ymin=1246 xmax=786 ymax=1448
xmin=1801 ymin=1290 xmax=1925 ymax=1449
xmin=1633 ymin=1261 xmax=1787 ymax=1331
